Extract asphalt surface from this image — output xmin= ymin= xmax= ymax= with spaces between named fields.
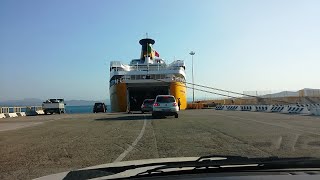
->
xmin=1 ymin=110 xmax=320 ymax=179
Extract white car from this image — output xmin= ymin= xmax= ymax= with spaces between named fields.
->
xmin=152 ymin=95 xmax=179 ymax=118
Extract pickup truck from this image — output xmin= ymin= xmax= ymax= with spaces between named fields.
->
xmin=42 ymin=99 xmax=66 ymax=114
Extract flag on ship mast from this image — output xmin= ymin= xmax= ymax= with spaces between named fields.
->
xmin=154 ymin=50 xmax=159 ymax=57
xmin=147 ymin=43 xmax=160 ymax=58
xmin=147 ymin=43 xmax=152 ymax=58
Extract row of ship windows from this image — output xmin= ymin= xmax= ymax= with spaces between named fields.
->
xmin=109 ymin=75 xmax=185 ymax=87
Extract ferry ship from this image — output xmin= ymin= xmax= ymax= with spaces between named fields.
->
xmin=109 ymin=38 xmax=187 ymax=112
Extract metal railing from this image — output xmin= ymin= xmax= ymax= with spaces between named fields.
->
xmin=112 ymin=65 xmax=184 ymax=72
xmin=0 ymin=107 xmax=9 ymax=114
xmin=110 ymin=75 xmax=186 ymax=87
xmin=0 ymin=106 xmax=42 ymax=114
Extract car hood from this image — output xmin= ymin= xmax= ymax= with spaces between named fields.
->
xmin=34 ymin=157 xmax=201 ymax=180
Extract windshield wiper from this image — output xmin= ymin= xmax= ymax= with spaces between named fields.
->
xmin=196 ymin=154 xmax=308 ymax=164
xmin=134 ymin=155 xmax=320 ymax=178
xmin=63 ymin=156 xmax=320 ymax=180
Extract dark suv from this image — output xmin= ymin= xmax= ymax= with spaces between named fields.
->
xmin=93 ymin=103 xmax=106 ymax=113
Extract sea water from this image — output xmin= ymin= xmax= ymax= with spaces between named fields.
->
xmin=66 ymin=105 xmax=111 ymax=113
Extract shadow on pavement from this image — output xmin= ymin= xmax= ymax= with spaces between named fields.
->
xmin=95 ymin=114 xmax=175 ymax=121
xmin=95 ymin=115 xmax=153 ymax=121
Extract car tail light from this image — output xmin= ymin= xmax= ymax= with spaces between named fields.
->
xmin=173 ymin=102 xmax=177 ymax=106
xmin=153 ymin=103 xmax=160 ymax=107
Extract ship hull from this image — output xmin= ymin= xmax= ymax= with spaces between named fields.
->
xmin=110 ymin=83 xmax=127 ymax=112
xmin=110 ymin=82 xmax=187 ymax=112
xmin=170 ymin=82 xmax=187 ymax=110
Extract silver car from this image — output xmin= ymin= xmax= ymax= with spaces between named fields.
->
xmin=152 ymin=95 xmax=179 ymax=118
xmin=141 ymin=99 xmax=154 ymax=113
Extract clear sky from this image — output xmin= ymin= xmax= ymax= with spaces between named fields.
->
xmin=1 ymin=0 xmax=319 ymax=101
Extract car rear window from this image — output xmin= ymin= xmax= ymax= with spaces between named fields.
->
xmin=156 ymin=96 xmax=175 ymax=103
xmin=95 ymin=103 xmax=103 ymax=107
xmin=144 ymin=100 xmax=154 ymax=104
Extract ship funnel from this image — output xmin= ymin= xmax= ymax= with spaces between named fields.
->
xmin=139 ymin=38 xmax=155 ymax=60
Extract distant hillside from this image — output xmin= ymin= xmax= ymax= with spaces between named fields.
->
xmin=261 ymin=88 xmax=320 ymax=98
xmin=66 ymin=100 xmax=105 ymax=106
xmin=0 ymin=98 xmax=108 ymax=106
xmin=0 ymin=98 xmax=43 ymax=106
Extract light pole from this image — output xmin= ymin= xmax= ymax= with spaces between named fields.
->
xmin=189 ymin=51 xmax=195 ymax=102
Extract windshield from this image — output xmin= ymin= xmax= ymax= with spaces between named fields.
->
xmin=156 ymin=97 xmax=176 ymax=103
xmin=1 ymin=0 xmax=320 ymax=180
xmin=143 ymin=99 xmax=154 ymax=104
xmin=95 ymin=104 xmax=103 ymax=108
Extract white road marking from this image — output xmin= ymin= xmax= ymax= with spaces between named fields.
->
xmin=113 ymin=115 xmax=147 ymax=162
xmin=214 ymin=112 xmax=320 ymax=136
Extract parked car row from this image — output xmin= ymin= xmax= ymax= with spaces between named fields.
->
xmin=93 ymin=95 xmax=179 ymax=119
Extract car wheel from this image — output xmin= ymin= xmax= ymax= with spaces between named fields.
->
xmin=175 ymin=113 xmax=178 ymax=118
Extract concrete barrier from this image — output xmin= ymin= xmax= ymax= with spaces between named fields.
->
xmin=36 ymin=110 xmax=45 ymax=115
xmin=8 ymin=113 xmax=18 ymax=118
xmin=226 ymin=105 xmax=239 ymax=111
xmin=215 ymin=105 xmax=224 ymax=110
xmin=215 ymin=104 xmax=317 ymax=115
xmin=255 ymin=105 xmax=269 ymax=112
xmin=281 ymin=105 xmax=310 ymax=114
xmin=306 ymin=104 xmax=320 ymax=110
xmin=270 ymin=105 xmax=285 ymax=113
xmin=310 ymin=108 xmax=320 ymax=116
xmin=0 ymin=113 xmax=5 ymax=119
xmin=240 ymin=105 xmax=254 ymax=111
xmin=250 ymin=105 xmax=257 ymax=111
xmin=17 ymin=112 xmax=26 ymax=117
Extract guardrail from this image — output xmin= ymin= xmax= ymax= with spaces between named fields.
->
xmin=214 ymin=104 xmax=320 ymax=116
xmin=112 ymin=65 xmax=184 ymax=72
xmin=110 ymin=75 xmax=186 ymax=87
xmin=0 ymin=106 xmax=43 ymax=118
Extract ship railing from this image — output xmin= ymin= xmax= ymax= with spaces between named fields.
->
xmin=111 ymin=76 xmax=186 ymax=86
xmin=112 ymin=65 xmax=184 ymax=72
xmin=132 ymin=66 xmax=183 ymax=71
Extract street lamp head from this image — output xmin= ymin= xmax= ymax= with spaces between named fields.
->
xmin=189 ymin=51 xmax=195 ymax=56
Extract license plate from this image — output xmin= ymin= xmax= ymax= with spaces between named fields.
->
xmin=162 ymin=109 xmax=171 ymax=112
